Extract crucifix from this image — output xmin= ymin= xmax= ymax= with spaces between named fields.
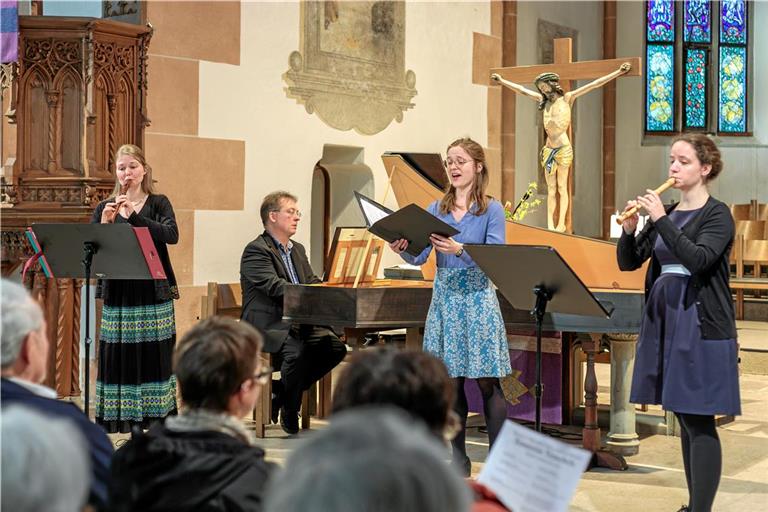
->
xmin=490 ymin=38 xmax=640 ymax=233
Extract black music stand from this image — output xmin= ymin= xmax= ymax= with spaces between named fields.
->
xmin=463 ymin=244 xmax=612 ymax=432
xmin=31 ymin=223 xmax=160 ymax=417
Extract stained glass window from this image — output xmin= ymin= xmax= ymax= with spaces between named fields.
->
xmin=719 ymin=46 xmax=746 ymax=132
xmin=645 ymin=1 xmax=750 ymax=135
xmin=684 ymin=0 xmax=711 ymax=43
xmin=720 ymin=0 xmax=747 ymax=44
xmin=647 ymin=45 xmax=675 ymax=132
xmin=647 ymin=0 xmax=675 ymax=42
xmin=685 ymin=49 xmax=707 ymax=128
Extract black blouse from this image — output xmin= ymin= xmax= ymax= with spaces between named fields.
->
xmin=91 ymin=194 xmax=179 ymax=301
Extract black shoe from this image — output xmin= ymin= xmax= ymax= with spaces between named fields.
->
xmin=280 ymin=408 xmax=299 ymax=435
xmin=270 ymin=380 xmax=283 ymax=424
xmin=453 ymin=455 xmax=472 ymax=478
xmin=675 ymin=507 xmax=689 ymax=512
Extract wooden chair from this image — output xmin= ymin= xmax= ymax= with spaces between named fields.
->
xmin=734 ymin=220 xmax=766 ymax=241
xmin=730 ymin=203 xmax=753 ymax=221
xmin=743 ymin=240 xmax=768 ymax=279
xmin=755 ymin=203 xmax=768 ymax=221
xmin=199 ymin=282 xmax=316 ymax=438
xmin=732 ymin=237 xmax=768 ymax=319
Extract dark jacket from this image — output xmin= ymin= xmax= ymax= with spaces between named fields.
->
xmin=240 ymin=232 xmax=324 ymax=353
xmin=617 ymin=196 xmax=736 ymax=339
xmin=109 ymin=423 xmax=274 ymax=512
xmin=92 ymin=193 xmax=179 ymax=300
xmin=1 ymin=378 xmax=114 ymax=509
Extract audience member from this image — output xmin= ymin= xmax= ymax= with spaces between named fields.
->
xmin=330 ymin=347 xmax=509 ymax=511
xmin=1 ymin=279 xmax=113 ymax=509
xmin=1 ymin=405 xmax=91 ymax=512
xmin=109 ymin=316 xmax=274 ymax=512
xmin=331 ymin=347 xmax=456 ymax=439
xmin=264 ymin=407 xmax=473 ymax=512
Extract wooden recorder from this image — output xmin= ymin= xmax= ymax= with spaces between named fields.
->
xmin=615 ymin=177 xmax=676 ymax=225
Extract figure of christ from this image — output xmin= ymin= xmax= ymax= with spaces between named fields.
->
xmin=491 ymin=62 xmax=631 ymax=232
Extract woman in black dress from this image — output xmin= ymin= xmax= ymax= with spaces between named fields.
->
xmin=92 ymin=144 xmax=179 ymax=433
xmin=617 ymin=134 xmax=740 ymax=512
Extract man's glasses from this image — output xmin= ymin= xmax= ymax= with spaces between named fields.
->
xmin=273 ymin=208 xmax=302 ymax=218
xmin=247 ymin=366 xmax=272 ymax=386
xmin=443 ymin=158 xmax=474 ymax=169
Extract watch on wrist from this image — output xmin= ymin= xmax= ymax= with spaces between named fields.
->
xmin=455 ymin=246 xmax=464 ymax=258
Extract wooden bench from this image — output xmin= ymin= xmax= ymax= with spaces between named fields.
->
xmin=200 ymin=282 xmax=324 ymax=437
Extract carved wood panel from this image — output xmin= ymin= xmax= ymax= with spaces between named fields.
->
xmin=1 ymin=17 xmax=152 ymax=395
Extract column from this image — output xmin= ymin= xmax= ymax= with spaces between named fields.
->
xmin=606 ymin=333 xmax=640 ymax=455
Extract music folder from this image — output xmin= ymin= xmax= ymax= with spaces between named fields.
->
xmin=354 ymin=191 xmax=459 ymax=257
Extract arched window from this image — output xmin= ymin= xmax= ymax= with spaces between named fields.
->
xmin=645 ymin=0 xmax=750 ymax=134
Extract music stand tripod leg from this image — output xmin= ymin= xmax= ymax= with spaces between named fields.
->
xmin=531 ymin=285 xmax=551 ymax=433
xmin=82 ymin=242 xmax=98 ymax=418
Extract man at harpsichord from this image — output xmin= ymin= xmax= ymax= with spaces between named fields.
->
xmin=240 ymin=191 xmax=346 ymax=435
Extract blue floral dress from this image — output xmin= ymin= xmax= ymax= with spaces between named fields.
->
xmin=401 ymin=200 xmax=511 ymax=378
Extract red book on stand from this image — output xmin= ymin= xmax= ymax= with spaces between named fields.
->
xmin=133 ymin=227 xmax=166 ymax=279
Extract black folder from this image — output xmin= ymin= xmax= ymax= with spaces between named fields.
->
xmin=354 ymin=191 xmax=459 ymax=257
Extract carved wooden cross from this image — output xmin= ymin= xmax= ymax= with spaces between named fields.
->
xmin=490 ymin=38 xmax=640 ymax=233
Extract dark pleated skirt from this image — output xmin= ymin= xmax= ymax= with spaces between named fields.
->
xmin=95 ymin=280 xmax=177 ymax=433
xmin=630 ymin=274 xmax=741 ymax=416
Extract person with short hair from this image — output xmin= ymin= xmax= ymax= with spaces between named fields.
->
xmin=330 ymin=347 xmax=509 ymax=511
xmin=1 ymin=405 xmax=91 ymax=512
xmin=263 ymin=407 xmax=473 ymax=512
xmin=240 ymin=191 xmax=346 ymax=434
xmin=331 ymin=347 xmax=456 ymax=440
xmin=91 ymin=143 xmax=179 ymax=433
xmin=109 ymin=316 xmax=275 ymax=512
xmin=1 ymin=279 xmax=114 ymax=509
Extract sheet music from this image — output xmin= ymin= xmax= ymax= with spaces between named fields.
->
xmin=477 ymin=420 xmax=591 ymax=512
xmin=360 ymin=199 xmax=390 ymax=226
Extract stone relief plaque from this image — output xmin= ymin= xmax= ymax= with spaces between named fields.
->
xmin=284 ymin=1 xmax=417 ymax=135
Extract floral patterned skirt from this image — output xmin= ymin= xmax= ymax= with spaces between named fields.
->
xmin=423 ymin=267 xmax=511 ymax=378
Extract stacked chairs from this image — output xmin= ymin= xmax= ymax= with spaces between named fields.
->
xmin=730 ymin=202 xmax=768 ymax=319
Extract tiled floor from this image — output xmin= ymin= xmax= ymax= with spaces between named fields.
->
xmin=106 ymin=335 xmax=768 ymax=511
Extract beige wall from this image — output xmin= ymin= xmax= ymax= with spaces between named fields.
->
xmin=193 ymin=1 xmax=491 ymax=284
xmin=144 ymin=1 xmax=492 ymax=334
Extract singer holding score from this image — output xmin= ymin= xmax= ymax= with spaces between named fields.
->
xmin=389 ymin=137 xmax=511 ymax=476
xmin=616 ymin=134 xmax=739 ymax=512
xmin=90 ymin=144 xmax=179 ymax=433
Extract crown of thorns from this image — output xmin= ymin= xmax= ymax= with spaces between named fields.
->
xmin=534 ymin=72 xmax=560 ymax=84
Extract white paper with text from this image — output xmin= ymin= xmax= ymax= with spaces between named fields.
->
xmin=477 ymin=420 xmax=591 ymax=512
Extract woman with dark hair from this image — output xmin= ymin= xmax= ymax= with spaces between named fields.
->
xmin=330 ymin=347 xmax=508 ymax=511
xmin=331 ymin=348 xmax=456 ymax=440
xmin=617 ymin=134 xmax=740 ymax=512
xmin=388 ymin=137 xmax=511 ymax=476
xmin=91 ymin=144 xmax=179 ymax=433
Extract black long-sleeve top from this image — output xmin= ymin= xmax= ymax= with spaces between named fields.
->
xmin=616 ymin=196 xmax=736 ymax=340
xmin=91 ymin=193 xmax=179 ymax=300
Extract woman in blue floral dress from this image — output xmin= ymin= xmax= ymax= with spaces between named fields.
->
xmin=390 ymin=137 xmax=511 ymax=476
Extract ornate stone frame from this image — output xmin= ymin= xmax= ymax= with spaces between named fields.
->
xmin=284 ymin=1 xmax=417 ymax=135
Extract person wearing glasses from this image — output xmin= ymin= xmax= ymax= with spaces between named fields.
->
xmin=240 ymin=191 xmax=346 ymax=435
xmin=109 ymin=316 xmax=275 ymax=512
xmin=389 ymin=137 xmax=511 ymax=477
